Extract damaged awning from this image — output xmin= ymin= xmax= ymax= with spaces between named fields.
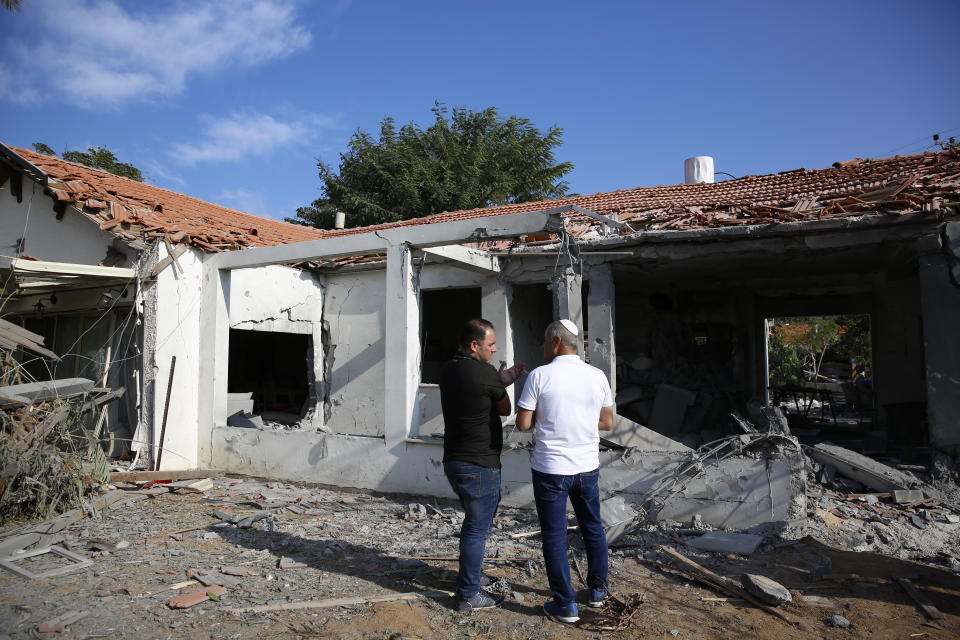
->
xmin=2 ymin=258 xmax=137 ymax=295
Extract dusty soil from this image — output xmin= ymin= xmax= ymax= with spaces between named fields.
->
xmin=1 ymin=477 xmax=958 ymax=639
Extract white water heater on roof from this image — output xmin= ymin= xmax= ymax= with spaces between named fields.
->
xmin=684 ymin=156 xmax=715 ymax=184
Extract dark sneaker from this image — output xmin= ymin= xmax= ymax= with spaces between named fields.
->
xmin=455 ymin=590 xmax=505 ymax=612
xmin=587 ymin=588 xmax=607 ymax=608
xmin=543 ymin=599 xmax=579 ymax=623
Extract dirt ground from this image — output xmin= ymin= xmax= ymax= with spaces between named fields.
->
xmin=1 ymin=477 xmax=958 ymax=639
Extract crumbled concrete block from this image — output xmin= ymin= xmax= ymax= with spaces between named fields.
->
xmin=893 ymin=489 xmax=924 ymax=504
xmin=809 ymin=444 xmax=918 ymax=493
xmin=278 ymin=556 xmax=308 ymax=569
xmin=686 ymin=531 xmax=763 ymax=555
xmin=826 ymin=614 xmax=850 ymax=628
xmin=600 ymin=496 xmax=640 ymax=544
xmin=166 ymin=586 xmax=226 ymax=608
xmin=741 ymin=574 xmax=792 ymax=606
xmin=227 ymin=411 xmax=265 ymax=429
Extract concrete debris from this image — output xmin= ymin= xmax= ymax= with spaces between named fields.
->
xmin=808 ymin=443 xmax=921 ymax=493
xmin=893 ymin=489 xmax=925 ymax=504
xmin=600 ymin=495 xmax=641 ymax=544
xmin=87 ymin=538 xmax=130 ymax=552
xmin=226 ymin=411 xmax=266 ymax=429
xmin=826 ymin=614 xmax=851 ymax=628
xmin=169 ymin=478 xmax=214 ymax=493
xmin=740 ymin=573 xmax=792 ymax=606
xmin=278 ymin=556 xmax=308 ymax=569
xmin=686 ymin=531 xmax=763 ymax=555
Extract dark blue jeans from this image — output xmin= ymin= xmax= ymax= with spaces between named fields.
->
xmin=444 ymin=460 xmax=501 ymax=599
xmin=532 ymin=468 xmax=608 ymax=606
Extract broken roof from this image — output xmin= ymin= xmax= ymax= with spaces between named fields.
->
xmin=3 ymin=144 xmax=957 ymax=257
xmin=317 ymin=148 xmax=959 ymax=245
xmin=3 ymin=145 xmax=327 ymax=253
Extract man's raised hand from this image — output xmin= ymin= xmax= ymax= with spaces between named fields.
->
xmin=498 ymin=361 xmax=526 ymax=386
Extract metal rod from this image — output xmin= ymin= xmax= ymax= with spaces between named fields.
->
xmin=155 ymin=355 xmax=176 ymax=471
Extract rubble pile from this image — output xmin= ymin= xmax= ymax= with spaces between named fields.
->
xmin=0 ymin=465 xmax=958 ymax=638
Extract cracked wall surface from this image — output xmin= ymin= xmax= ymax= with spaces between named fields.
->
xmin=324 ymin=270 xmax=387 ymax=436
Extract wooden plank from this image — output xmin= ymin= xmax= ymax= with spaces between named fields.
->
xmin=895 ymin=578 xmax=945 ymax=620
xmin=109 ymin=469 xmax=224 ymax=483
xmin=656 ymin=546 xmax=802 ymax=627
xmin=223 ymin=590 xmax=451 ymax=613
xmin=149 ymin=243 xmax=190 ymax=277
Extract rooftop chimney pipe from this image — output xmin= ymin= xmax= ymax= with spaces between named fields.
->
xmin=334 ymin=211 xmax=346 ymax=229
xmin=684 ymin=156 xmax=715 ymax=184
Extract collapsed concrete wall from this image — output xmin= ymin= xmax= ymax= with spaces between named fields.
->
xmin=211 ymin=422 xmax=804 ymax=529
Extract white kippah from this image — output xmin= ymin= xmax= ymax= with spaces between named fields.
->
xmin=559 ymin=318 xmax=579 ymax=336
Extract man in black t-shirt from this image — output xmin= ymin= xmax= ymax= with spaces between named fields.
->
xmin=440 ymin=318 xmax=524 ymax=612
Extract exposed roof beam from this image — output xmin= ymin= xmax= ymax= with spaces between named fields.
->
xmin=422 ymin=245 xmax=500 ymax=274
xmin=211 ymin=208 xmax=565 ymax=271
xmin=567 ymin=204 xmax=636 ymax=234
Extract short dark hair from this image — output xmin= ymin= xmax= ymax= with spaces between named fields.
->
xmin=458 ymin=318 xmax=494 ymax=349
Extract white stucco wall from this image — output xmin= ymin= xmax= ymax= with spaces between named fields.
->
xmin=152 ymin=245 xmax=204 ymax=470
xmin=0 ymin=180 xmax=127 ymax=265
xmin=324 ymin=269 xmax=387 ymax=436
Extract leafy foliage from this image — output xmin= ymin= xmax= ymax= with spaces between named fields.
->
xmin=768 ymin=314 xmax=872 ymax=386
xmin=32 ymin=142 xmax=144 ymax=181
xmin=62 ymin=146 xmax=144 ymax=182
xmin=31 ymin=142 xmax=56 ymax=156
xmin=289 ymin=103 xmax=573 ymax=229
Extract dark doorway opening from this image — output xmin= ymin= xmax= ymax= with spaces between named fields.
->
xmin=229 ymin=329 xmax=311 ymax=424
xmin=420 ymin=288 xmax=482 ymax=383
xmin=510 ymin=283 xmax=554 ymax=370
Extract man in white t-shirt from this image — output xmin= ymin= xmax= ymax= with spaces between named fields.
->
xmin=516 ymin=319 xmax=614 ymax=624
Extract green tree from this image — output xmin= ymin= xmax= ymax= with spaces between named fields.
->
xmin=2 ymin=0 xmax=23 ymax=12
xmin=61 ymin=146 xmax=144 ymax=182
xmin=31 ymin=142 xmax=56 ymax=156
xmin=289 ymin=103 xmax=573 ymax=229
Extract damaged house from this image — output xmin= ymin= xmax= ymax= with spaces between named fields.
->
xmin=2 ymin=143 xmax=958 ymax=531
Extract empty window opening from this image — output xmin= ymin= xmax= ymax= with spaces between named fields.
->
xmin=766 ymin=314 xmax=875 ymax=442
xmin=420 ymin=288 xmax=482 ymax=384
xmin=229 ymin=329 xmax=312 ymax=425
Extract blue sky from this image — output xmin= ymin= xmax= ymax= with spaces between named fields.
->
xmin=1 ymin=0 xmax=958 ymax=222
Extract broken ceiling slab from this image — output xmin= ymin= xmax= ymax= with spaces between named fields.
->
xmin=685 ymin=531 xmax=763 ymax=555
xmin=606 ymin=415 xmax=693 ymax=452
xmin=808 ymin=443 xmax=921 ymax=493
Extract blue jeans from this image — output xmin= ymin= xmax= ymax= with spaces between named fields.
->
xmin=444 ymin=460 xmax=501 ymax=598
xmin=532 ymin=468 xmax=608 ymax=606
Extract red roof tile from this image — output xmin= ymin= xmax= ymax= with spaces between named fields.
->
xmin=7 ymin=145 xmax=327 ymax=251
xmin=318 ymin=148 xmax=959 ymax=244
xmin=5 ymin=144 xmax=958 ymax=257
